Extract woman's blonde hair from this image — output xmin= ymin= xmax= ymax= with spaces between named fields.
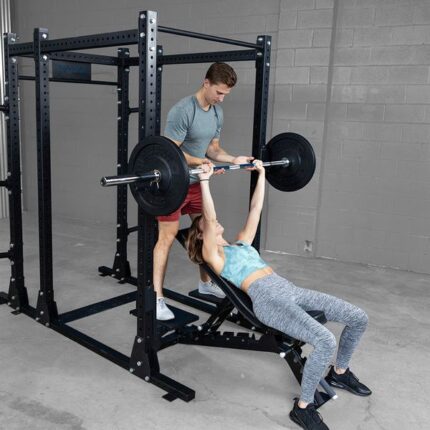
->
xmin=186 ymin=215 xmax=204 ymax=264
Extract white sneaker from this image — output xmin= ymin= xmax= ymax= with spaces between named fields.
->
xmin=156 ymin=297 xmax=175 ymax=321
xmin=198 ymin=280 xmax=226 ymax=298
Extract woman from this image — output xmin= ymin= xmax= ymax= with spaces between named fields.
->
xmin=186 ymin=161 xmax=371 ymax=430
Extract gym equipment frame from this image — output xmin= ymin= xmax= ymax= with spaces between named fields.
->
xmin=0 ymin=11 xmax=335 ymax=404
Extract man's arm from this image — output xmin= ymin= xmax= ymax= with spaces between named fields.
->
xmin=167 ymin=137 xmax=209 ymax=167
xmin=206 ymin=138 xmax=253 ymax=164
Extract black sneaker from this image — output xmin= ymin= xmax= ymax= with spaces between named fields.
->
xmin=326 ymin=366 xmax=372 ymax=396
xmin=289 ymin=399 xmax=330 ymax=430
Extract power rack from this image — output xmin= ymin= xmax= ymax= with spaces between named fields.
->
xmin=0 ymin=11 xmax=334 ymax=405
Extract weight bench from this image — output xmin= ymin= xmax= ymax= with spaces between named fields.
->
xmin=173 ymin=228 xmax=337 ymax=407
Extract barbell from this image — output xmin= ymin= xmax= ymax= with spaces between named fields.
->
xmin=100 ymin=133 xmax=316 ymax=216
xmin=101 ymin=159 xmax=290 ymax=186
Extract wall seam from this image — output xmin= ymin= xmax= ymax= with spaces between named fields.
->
xmin=313 ymin=0 xmax=339 ymax=257
xmin=262 ymin=0 xmax=282 ymax=250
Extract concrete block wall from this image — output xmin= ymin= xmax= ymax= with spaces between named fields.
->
xmin=264 ymin=0 xmax=430 ymax=274
xmin=314 ymin=0 xmax=430 ymax=273
xmin=266 ymin=0 xmax=335 ymax=256
xmin=9 ymin=0 xmax=430 ymax=274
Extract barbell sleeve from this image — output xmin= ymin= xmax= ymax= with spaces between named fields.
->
xmin=100 ymin=159 xmax=290 ymax=187
xmin=101 ymin=170 xmax=160 ymax=187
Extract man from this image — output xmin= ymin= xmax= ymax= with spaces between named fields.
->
xmin=154 ymin=62 xmax=253 ymax=320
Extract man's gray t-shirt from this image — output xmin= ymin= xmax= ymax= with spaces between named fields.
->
xmin=164 ymin=95 xmax=223 ymax=184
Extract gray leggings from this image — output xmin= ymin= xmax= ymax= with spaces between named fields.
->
xmin=247 ymin=273 xmax=368 ymax=404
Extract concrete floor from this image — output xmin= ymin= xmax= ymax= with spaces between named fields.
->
xmin=1 ymin=214 xmax=429 ymax=430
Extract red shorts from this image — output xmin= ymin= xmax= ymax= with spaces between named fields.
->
xmin=157 ymin=183 xmax=202 ymax=222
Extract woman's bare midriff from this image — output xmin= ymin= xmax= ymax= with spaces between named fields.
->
xmin=241 ymin=266 xmax=273 ymax=293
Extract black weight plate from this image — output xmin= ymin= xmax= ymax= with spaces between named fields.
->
xmin=129 ymin=136 xmax=190 ymax=216
xmin=263 ymin=133 xmax=316 ymax=192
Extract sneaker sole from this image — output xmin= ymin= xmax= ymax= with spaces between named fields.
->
xmin=198 ymin=290 xmax=226 ymax=299
xmin=157 ymin=315 xmax=175 ymax=321
xmin=289 ymin=411 xmax=307 ymax=429
xmin=327 ymin=380 xmax=371 ymax=396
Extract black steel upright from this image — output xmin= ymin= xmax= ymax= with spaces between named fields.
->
xmin=130 ymin=8 xmax=160 ymax=380
xmin=250 ymin=35 xmax=271 ymax=251
xmin=129 ymin=11 xmax=194 ymax=402
xmin=111 ymin=48 xmax=131 ymax=281
xmin=155 ymin=45 xmax=163 ymax=135
xmin=33 ymin=28 xmax=58 ymax=324
xmin=3 ymin=33 xmax=29 ymax=310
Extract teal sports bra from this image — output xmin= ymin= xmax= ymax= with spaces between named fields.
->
xmin=220 ymin=241 xmax=268 ymax=288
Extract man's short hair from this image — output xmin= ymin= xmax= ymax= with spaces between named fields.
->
xmin=205 ymin=63 xmax=237 ymax=88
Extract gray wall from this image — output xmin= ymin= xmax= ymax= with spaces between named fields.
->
xmin=11 ymin=0 xmax=430 ymax=274
xmin=268 ymin=0 xmax=430 ymax=274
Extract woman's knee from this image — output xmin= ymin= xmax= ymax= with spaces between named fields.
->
xmin=355 ymin=308 xmax=369 ymax=329
xmin=316 ymin=331 xmax=337 ymax=356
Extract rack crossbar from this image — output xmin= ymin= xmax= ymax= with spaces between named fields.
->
xmin=0 ymin=292 xmax=8 ymax=304
xmin=50 ymin=52 xmax=119 ymax=65
xmin=161 ymin=49 xmax=257 ymax=65
xmin=20 ymin=52 xmax=119 ymax=65
xmin=58 ymin=291 xmax=137 ymax=323
xmin=9 ymin=30 xmax=139 ymax=56
xmin=52 ymin=322 xmax=130 ymax=369
xmin=127 ymin=49 xmax=258 ymax=67
xmin=19 ymin=75 xmax=117 ymax=86
xmin=159 ymin=26 xmax=259 ymax=49
xmin=8 ymin=26 xmax=260 ymax=57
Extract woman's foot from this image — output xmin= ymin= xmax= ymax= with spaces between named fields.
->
xmin=289 ymin=399 xmax=330 ymax=430
xmin=326 ymin=366 xmax=372 ymax=396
